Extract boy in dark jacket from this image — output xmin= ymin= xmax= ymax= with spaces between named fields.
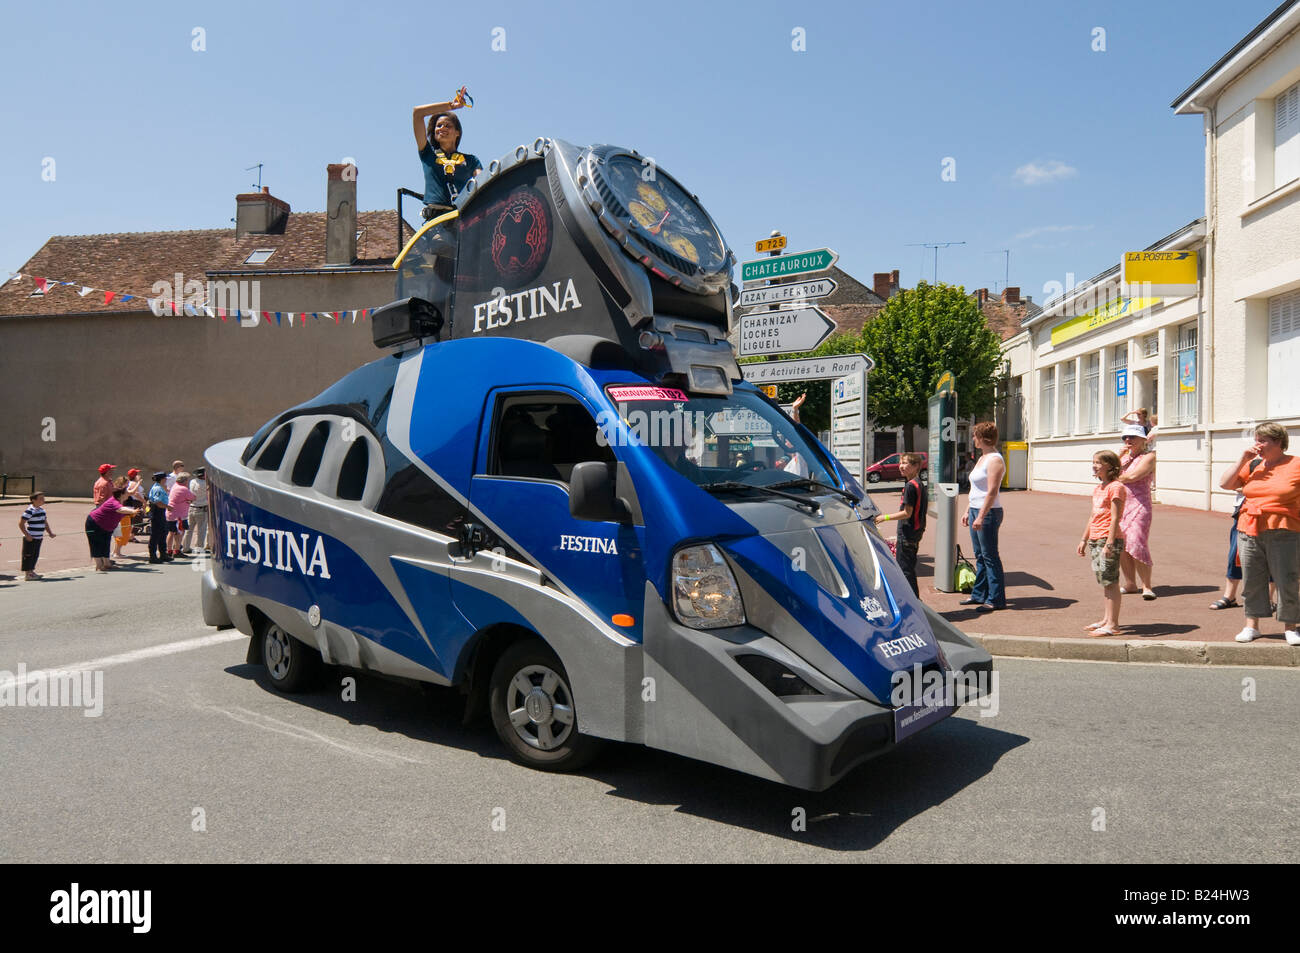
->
xmin=874 ymin=453 xmax=927 ymax=597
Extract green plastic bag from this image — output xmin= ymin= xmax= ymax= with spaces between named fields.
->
xmin=954 ymin=547 xmax=976 ymax=593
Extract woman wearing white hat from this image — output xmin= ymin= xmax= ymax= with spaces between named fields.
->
xmin=1116 ymin=424 xmax=1157 ymax=598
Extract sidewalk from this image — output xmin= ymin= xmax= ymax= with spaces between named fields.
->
xmin=4 ymin=495 xmax=1298 ymax=666
xmin=0 ymin=499 xmax=209 ymax=576
xmin=870 ymin=486 xmax=1300 ymax=666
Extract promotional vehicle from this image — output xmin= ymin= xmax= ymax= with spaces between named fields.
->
xmin=864 ymin=452 xmax=929 ymax=484
xmin=201 ymin=137 xmax=992 ymax=790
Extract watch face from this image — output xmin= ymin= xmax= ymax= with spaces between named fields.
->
xmin=595 ymin=153 xmax=728 ymax=277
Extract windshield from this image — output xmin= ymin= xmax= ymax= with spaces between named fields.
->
xmin=395 ymin=219 xmax=458 ymax=318
xmin=602 ymin=385 xmax=836 ymax=489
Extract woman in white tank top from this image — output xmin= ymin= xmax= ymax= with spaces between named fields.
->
xmin=961 ymin=422 xmax=1006 ymax=610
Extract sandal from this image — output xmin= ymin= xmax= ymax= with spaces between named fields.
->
xmin=1142 ymin=589 xmax=1157 ymax=601
xmin=1209 ymin=598 xmax=1239 ymax=610
xmin=1089 ymin=627 xmax=1119 ymax=637
xmin=1119 ymin=587 xmax=1139 ymax=595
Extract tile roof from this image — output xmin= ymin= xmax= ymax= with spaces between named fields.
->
xmin=1 ymin=211 xmax=403 ymax=318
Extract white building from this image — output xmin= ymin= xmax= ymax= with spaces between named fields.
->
xmin=1023 ymin=221 xmax=1206 ymax=507
xmin=1172 ymin=0 xmax=1300 ymax=511
xmin=1021 ymin=1 xmax=1300 ymax=511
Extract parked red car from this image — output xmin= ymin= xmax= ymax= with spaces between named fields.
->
xmin=862 ymin=451 xmax=928 ymax=483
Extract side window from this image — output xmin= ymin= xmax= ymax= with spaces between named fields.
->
xmin=255 ymin=425 xmax=292 ymax=471
xmin=336 ymin=439 xmax=369 ymax=501
xmin=291 ymin=421 xmax=330 ymax=487
xmin=490 ymin=395 xmax=615 ymax=483
xmin=884 ymin=454 xmax=900 ymax=466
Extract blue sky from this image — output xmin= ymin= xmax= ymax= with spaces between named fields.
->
xmin=0 ymin=0 xmax=1278 ymax=305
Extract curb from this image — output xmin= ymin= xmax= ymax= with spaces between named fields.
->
xmin=968 ymin=633 xmax=1300 ymax=668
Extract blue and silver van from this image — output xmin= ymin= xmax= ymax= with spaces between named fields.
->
xmin=201 ymin=138 xmax=992 ymax=790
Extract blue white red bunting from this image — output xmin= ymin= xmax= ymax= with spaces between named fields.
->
xmin=4 ymin=272 xmax=378 ymax=327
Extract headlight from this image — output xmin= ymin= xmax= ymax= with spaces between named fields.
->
xmin=671 ymin=544 xmax=746 ymax=629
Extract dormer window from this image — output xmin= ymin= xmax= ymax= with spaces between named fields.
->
xmin=244 ymin=249 xmax=275 ymax=265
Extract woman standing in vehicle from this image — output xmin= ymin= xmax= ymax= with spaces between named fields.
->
xmin=961 ymin=422 xmax=1006 ymax=611
xmin=412 ymin=87 xmax=481 ymax=217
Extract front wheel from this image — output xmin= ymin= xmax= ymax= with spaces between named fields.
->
xmin=489 ymin=641 xmax=601 ymax=772
xmin=866 ymin=471 xmax=882 ymax=483
xmin=261 ymin=622 xmax=321 ymax=693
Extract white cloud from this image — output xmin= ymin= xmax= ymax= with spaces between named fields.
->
xmin=1014 ymin=224 xmax=1093 ymax=241
xmin=1013 ymin=160 xmax=1078 ymax=186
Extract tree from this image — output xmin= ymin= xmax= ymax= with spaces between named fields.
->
xmin=858 ymin=282 xmax=1004 ymax=450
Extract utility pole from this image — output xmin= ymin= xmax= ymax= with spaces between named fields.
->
xmin=906 ymin=241 xmax=966 ymax=284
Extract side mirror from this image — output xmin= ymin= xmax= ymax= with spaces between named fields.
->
xmin=372 ymin=297 xmax=443 ymax=349
xmin=569 ymin=462 xmax=628 ymax=523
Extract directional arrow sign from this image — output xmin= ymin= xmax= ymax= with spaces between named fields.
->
xmin=741 ymin=248 xmax=838 ymax=283
xmin=737 ymin=306 xmax=836 ymax=357
xmin=738 ymin=277 xmax=837 ymax=309
xmin=741 ymin=353 xmax=874 ymax=384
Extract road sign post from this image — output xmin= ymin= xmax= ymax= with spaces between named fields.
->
xmin=740 ymin=353 xmax=874 ymax=384
xmin=831 ymin=371 xmax=867 ymax=480
xmin=741 ymin=248 xmax=838 ymax=284
xmin=736 ymin=307 xmax=835 ymax=357
xmin=929 ymin=371 xmax=959 ymax=593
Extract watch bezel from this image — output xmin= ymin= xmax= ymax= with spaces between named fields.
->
xmin=576 ymin=145 xmax=734 ymax=296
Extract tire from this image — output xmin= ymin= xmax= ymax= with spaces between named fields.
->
xmin=866 ymin=472 xmax=882 ymax=483
xmin=488 ymin=641 xmax=601 ymax=772
xmin=261 ymin=621 xmax=320 ymax=693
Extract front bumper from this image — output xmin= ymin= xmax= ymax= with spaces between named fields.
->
xmin=640 ymin=585 xmax=991 ymax=791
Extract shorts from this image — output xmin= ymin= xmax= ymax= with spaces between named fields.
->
xmin=166 ymin=520 xmax=179 ymax=533
xmin=1088 ymin=537 xmax=1125 ymax=586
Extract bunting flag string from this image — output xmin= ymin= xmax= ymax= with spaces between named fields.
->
xmin=4 ymin=271 xmax=378 ymax=327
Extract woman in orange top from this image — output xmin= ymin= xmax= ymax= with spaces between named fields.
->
xmin=1219 ymin=422 xmax=1300 ymax=645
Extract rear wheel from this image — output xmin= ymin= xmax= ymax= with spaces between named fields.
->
xmin=867 ymin=471 xmax=882 ymax=483
xmin=489 ymin=641 xmax=601 ymax=771
xmin=261 ymin=622 xmax=320 ymax=693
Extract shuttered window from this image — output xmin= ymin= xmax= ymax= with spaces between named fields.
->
xmin=1082 ymin=353 xmax=1100 ymax=433
xmin=1277 ymin=81 xmax=1300 ymax=187
xmin=1061 ymin=362 xmax=1077 ymax=434
xmin=1039 ymin=370 xmax=1056 ymax=437
xmin=1268 ymin=290 xmax=1300 ymax=417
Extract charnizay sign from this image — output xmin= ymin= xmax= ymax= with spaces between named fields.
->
xmin=471 ymin=279 xmax=582 ymax=333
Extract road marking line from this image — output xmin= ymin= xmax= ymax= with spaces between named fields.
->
xmin=205 ymin=704 xmax=424 ymax=765
xmin=0 ymin=631 xmax=244 ymax=691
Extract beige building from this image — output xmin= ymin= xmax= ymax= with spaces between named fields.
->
xmin=1022 ymin=221 xmax=1207 ymax=506
xmin=0 ymin=165 xmax=402 ymax=496
xmin=1171 ymin=0 xmax=1300 ymax=511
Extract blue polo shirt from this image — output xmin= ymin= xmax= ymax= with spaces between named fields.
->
xmin=148 ymin=483 xmax=169 ymax=506
xmin=418 ymin=143 xmax=482 ymax=206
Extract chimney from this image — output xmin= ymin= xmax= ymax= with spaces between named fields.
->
xmin=976 ymin=288 xmax=988 ymax=305
xmin=326 ymin=163 xmax=358 ymax=266
xmin=1002 ymin=286 xmax=1021 ymax=304
xmin=873 ymin=272 xmax=893 ymax=300
xmin=235 ymin=186 xmax=290 ymax=238
xmin=890 ymin=269 xmax=899 ymax=288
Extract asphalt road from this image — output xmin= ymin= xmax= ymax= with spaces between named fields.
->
xmin=2 ymin=564 xmax=1297 ymax=863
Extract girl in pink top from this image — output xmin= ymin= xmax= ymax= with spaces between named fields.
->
xmin=166 ymin=473 xmax=195 ymax=557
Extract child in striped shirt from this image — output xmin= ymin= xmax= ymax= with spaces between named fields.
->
xmin=19 ymin=492 xmax=57 ymax=581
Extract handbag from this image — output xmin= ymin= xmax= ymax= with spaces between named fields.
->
xmin=954 ymin=546 xmax=976 ymax=593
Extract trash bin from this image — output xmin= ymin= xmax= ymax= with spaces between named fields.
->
xmin=1004 ymin=441 xmax=1028 ymax=490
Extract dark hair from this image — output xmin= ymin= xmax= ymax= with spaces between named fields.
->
xmin=900 ymin=452 xmax=924 ymax=468
xmin=428 ymin=112 xmax=463 ymax=151
xmin=29 ymin=492 xmax=41 ymax=502
xmin=1094 ymin=450 xmax=1122 ymax=481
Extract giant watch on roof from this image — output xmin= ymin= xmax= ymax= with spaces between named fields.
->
xmin=577 ymin=145 xmax=732 ymax=295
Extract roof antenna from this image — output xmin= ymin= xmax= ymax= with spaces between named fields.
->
xmin=245 ymin=163 xmax=264 ymax=191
